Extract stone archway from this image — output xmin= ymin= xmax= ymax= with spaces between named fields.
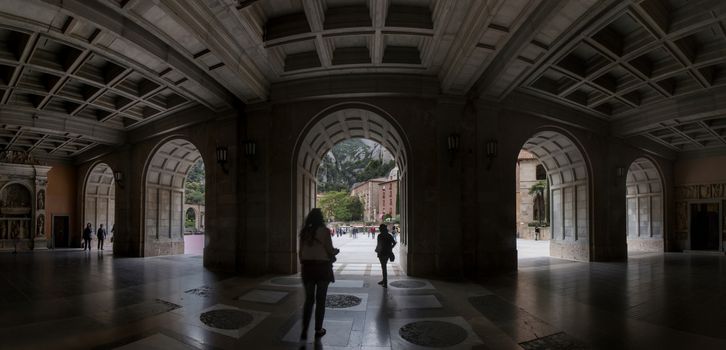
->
xmin=520 ymin=130 xmax=591 ymax=261
xmin=143 ymin=138 xmax=204 ymax=257
xmin=185 ymin=207 xmax=196 ymax=231
xmin=294 ymin=106 xmax=411 ymax=272
xmin=84 ymin=163 xmax=115 ymax=246
xmin=626 ymin=157 xmax=664 ymax=253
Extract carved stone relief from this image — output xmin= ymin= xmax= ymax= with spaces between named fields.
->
xmin=37 ymin=190 xmax=45 ymax=210
xmin=675 ymin=183 xmax=726 ymax=200
xmin=36 ymin=214 xmax=44 ymax=236
xmin=0 ymin=150 xmax=40 ymax=165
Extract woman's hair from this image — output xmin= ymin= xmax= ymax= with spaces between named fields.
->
xmin=300 ymin=208 xmax=325 ymax=244
xmin=379 ymin=223 xmax=388 ymax=233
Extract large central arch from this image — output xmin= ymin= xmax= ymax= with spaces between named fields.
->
xmin=521 ymin=130 xmax=591 ymax=261
xmin=293 ymin=104 xmax=412 ymax=273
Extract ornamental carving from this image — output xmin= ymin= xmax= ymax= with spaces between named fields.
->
xmin=36 ymin=215 xmax=45 ymax=236
xmin=675 ymin=183 xmax=726 ymax=200
xmin=0 ymin=150 xmax=40 ymax=165
xmin=37 ymin=190 xmax=45 ymax=210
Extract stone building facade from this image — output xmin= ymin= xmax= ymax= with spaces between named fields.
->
xmin=351 ymin=179 xmax=386 ymax=222
xmin=378 ymin=179 xmax=398 ymax=220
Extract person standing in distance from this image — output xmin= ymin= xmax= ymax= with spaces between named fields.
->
xmin=299 ymin=208 xmax=339 ymax=340
xmin=375 ymin=223 xmax=396 ymax=287
xmin=82 ymin=223 xmax=93 ymax=251
xmin=97 ymin=224 xmax=107 ymax=250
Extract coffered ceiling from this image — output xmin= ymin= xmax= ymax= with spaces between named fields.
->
xmin=1 ymin=0 xmax=725 ymax=159
xmin=518 ymin=0 xmax=726 ymax=152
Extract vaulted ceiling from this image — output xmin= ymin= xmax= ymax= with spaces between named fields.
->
xmin=1 ymin=0 xmax=725 ymax=160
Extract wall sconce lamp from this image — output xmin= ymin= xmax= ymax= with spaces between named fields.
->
xmin=616 ymin=166 xmax=625 ymax=177
xmin=242 ymin=140 xmax=258 ymax=170
xmin=447 ymin=134 xmax=460 ymax=167
xmin=447 ymin=134 xmax=460 ymax=153
xmin=113 ymin=171 xmax=124 ymax=188
xmin=485 ymin=139 xmax=498 ymax=170
xmin=216 ymin=146 xmax=229 ymax=174
xmin=243 ymin=140 xmax=257 ymax=157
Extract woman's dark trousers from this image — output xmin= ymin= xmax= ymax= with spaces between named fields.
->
xmin=302 ymin=279 xmax=330 ymax=334
xmin=379 ymin=256 xmax=388 ymax=283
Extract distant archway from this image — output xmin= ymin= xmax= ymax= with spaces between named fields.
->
xmin=518 ymin=130 xmax=591 ymax=261
xmin=185 ymin=207 xmax=196 ymax=231
xmin=625 ymin=157 xmax=664 ymax=253
xmin=83 ymin=163 xmax=115 ymax=247
xmin=293 ymin=105 xmax=411 ymax=272
xmin=143 ymin=138 xmax=204 ymax=256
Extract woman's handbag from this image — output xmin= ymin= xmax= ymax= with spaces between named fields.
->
xmin=389 ymin=253 xmax=395 ymax=262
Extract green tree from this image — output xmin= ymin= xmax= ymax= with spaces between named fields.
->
xmin=346 ymin=195 xmax=364 ymax=221
xmin=318 ymin=191 xmax=364 ymax=221
xmin=184 ymin=160 xmax=205 ymax=205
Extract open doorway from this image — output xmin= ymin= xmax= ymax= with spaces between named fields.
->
xmin=316 ymin=139 xmax=400 ymax=276
xmin=294 ymin=107 xmax=409 ymax=276
xmin=690 ymin=203 xmax=720 ymax=251
xmin=515 ymin=130 xmax=591 ymax=263
xmin=143 ymin=138 xmax=205 ymax=257
xmin=83 ymin=163 xmax=115 ymax=250
xmin=515 ymin=151 xmax=549 ymax=259
xmin=183 ymin=159 xmax=205 ymax=255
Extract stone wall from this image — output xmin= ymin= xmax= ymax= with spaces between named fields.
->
xmin=69 ymin=77 xmax=677 ymax=277
xmin=76 ymin=106 xmax=240 ymax=271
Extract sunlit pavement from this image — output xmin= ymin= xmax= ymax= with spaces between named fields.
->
xmin=516 ymin=238 xmax=550 ymax=259
xmin=184 ymin=234 xmax=204 ymax=255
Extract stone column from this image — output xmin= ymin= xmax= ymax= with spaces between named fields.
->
xmin=33 ymin=165 xmax=51 ymax=249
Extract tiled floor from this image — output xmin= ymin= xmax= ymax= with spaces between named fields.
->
xmin=2 ymin=240 xmax=726 ymax=349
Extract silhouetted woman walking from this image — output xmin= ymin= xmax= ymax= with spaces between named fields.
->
xmin=299 ymin=208 xmax=338 ymax=340
xmin=376 ymin=223 xmax=396 ymax=287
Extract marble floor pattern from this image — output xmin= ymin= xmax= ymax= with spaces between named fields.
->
xmin=2 ymin=241 xmax=726 ymax=349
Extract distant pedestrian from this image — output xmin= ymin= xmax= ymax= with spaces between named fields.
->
xmin=375 ymin=224 xmax=396 ymax=287
xmin=97 ymin=224 xmax=107 ymax=250
xmin=82 ymin=223 xmax=93 ymax=251
xmin=299 ymin=208 xmax=339 ymax=340
xmin=369 ymin=226 xmax=375 ymax=239
xmin=535 ymin=226 xmax=541 ymax=241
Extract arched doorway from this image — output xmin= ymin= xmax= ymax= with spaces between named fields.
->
xmin=185 ymin=207 xmax=197 ymax=232
xmin=294 ymin=106 xmax=411 ymax=273
xmin=83 ymin=163 xmax=115 ymax=249
xmin=518 ymin=130 xmax=591 ymax=261
xmin=626 ymin=157 xmax=664 ymax=253
xmin=144 ymin=138 xmax=205 ymax=256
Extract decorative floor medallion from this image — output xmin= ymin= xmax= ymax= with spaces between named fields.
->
xmin=398 ymin=320 xmax=468 ymax=347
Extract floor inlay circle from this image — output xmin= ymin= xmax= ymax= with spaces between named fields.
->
xmin=270 ymin=277 xmax=302 ymax=285
xmin=390 ymin=280 xmax=426 ymax=288
xmin=325 ymin=294 xmax=362 ymax=308
xmin=199 ymin=309 xmax=254 ymax=330
xmin=399 ymin=320 xmax=468 ymax=347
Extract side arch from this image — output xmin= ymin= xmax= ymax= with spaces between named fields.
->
xmin=516 ymin=128 xmax=593 ymax=261
xmin=625 ymin=157 xmax=665 ymax=253
xmin=82 ymin=162 xmax=116 ymax=240
xmin=142 ymin=137 xmax=204 ymax=256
